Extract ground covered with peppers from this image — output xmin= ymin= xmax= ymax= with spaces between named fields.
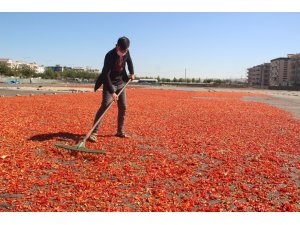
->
xmin=0 ymin=88 xmax=299 ymax=211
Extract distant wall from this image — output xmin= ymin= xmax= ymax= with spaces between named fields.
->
xmin=159 ymin=82 xmax=249 ymax=88
xmin=0 ymin=76 xmax=65 ymax=84
xmin=268 ymin=86 xmax=300 ymax=91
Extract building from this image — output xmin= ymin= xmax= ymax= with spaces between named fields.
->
xmin=73 ymin=67 xmax=85 ymax=72
xmin=270 ymin=57 xmax=289 ymax=86
xmin=247 ymin=63 xmax=270 ymax=86
xmin=269 ymin=54 xmax=300 ymax=87
xmin=138 ymin=78 xmax=158 ymax=84
xmin=0 ymin=58 xmax=27 ymax=70
xmin=248 ymin=53 xmax=300 ymax=87
xmin=28 ymin=62 xmax=45 ymax=74
xmin=0 ymin=58 xmax=13 ymax=67
xmin=0 ymin=58 xmax=45 ymax=74
xmin=86 ymin=67 xmax=100 ymax=73
xmin=36 ymin=65 xmax=45 ymax=74
xmin=46 ymin=65 xmax=64 ymax=72
xmin=287 ymin=54 xmax=300 ymax=86
xmin=1 ymin=58 xmax=99 ymax=76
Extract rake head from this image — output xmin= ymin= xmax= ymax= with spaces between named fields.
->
xmin=55 ymin=141 xmax=106 ymax=154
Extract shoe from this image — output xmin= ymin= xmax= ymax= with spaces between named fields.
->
xmin=115 ymin=132 xmax=130 ymax=138
xmin=88 ymin=133 xmax=98 ymax=143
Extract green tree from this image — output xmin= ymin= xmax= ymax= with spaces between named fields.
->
xmin=203 ymin=79 xmax=214 ymax=83
xmin=44 ymin=68 xmax=57 ymax=79
xmin=0 ymin=62 xmax=11 ymax=76
xmin=161 ymin=78 xmax=171 ymax=82
xmin=19 ymin=65 xmax=36 ymax=78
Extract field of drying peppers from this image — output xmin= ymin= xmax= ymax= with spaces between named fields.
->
xmin=0 ymin=87 xmax=299 ymax=212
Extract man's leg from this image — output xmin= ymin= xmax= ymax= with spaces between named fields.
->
xmin=91 ymin=85 xmax=114 ymax=138
xmin=116 ymin=83 xmax=127 ymax=135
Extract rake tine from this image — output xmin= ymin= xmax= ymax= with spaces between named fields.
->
xmin=55 ymin=142 xmax=106 ymax=154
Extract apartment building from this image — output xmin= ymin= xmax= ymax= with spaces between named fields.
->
xmin=270 ymin=57 xmax=289 ymax=86
xmin=288 ymin=54 xmax=300 ymax=86
xmin=270 ymin=54 xmax=300 ymax=86
xmin=247 ymin=63 xmax=270 ymax=86
xmin=248 ymin=53 xmax=300 ymax=87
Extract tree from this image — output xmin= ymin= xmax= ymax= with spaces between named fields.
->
xmin=44 ymin=68 xmax=57 ymax=79
xmin=203 ymin=79 xmax=214 ymax=83
xmin=161 ymin=78 xmax=171 ymax=82
xmin=0 ymin=62 xmax=11 ymax=76
xmin=212 ymin=79 xmax=220 ymax=84
xmin=19 ymin=65 xmax=36 ymax=78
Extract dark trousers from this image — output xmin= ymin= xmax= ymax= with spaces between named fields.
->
xmin=92 ymin=82 xmax=126 ymax=134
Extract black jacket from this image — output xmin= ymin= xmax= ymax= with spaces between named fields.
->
xmin=94 ymin=48 xmax=134 ymax=93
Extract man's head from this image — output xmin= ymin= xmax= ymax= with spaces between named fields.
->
xmin=117 ymin=36 xmax=130 ymax=50
xmin=116 ymin=36 xmax=130 ymax=56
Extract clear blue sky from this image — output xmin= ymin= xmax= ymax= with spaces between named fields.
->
xmin=1 ymin=12 xmax=300 ymax=79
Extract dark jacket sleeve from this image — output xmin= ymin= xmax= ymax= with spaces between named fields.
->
xmin=126 ymin=51 xmax=134 ymax=75
xmin=102 ymin=51 xmax=115 ymax=94
xmin=94 ymin=73 xmax=103 ymax=92
xmin=94 ymin=51 xmax=112 ymax=91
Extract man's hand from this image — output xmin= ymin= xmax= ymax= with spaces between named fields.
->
xmin=129 ymin=74 xmax=135 ymax=80
xmin=112 ymin=93 xmax=118 ymax=102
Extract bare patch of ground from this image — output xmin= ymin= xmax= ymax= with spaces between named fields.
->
xmin=243 ymin=95 xmax=300 ymax=120
xmin=0 ymin=84 xmax=93 ymax=97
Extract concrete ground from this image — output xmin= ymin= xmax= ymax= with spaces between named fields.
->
xmin=0 ymin=83 xmax=92 ymax=96
xmin=1 ymin=83 xmax=299 ymax=120
xmin=243 ymin=95 xmax=300 ymax=120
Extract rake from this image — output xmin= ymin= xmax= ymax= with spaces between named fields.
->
xmin=55 ymin=79 xmax=131 ymax=154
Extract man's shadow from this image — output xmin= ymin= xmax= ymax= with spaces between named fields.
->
xmin=29 ymin=132 xmax=84 ymax=142
xmin=29 ymin=132 xmax=115 ymax=142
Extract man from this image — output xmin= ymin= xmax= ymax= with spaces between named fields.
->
xmin=89 ymin=36 xmax=135 ymax=142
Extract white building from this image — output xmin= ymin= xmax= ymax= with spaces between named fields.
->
xmin=86 ymin=67 xmax=100 ymax=73
xmin=73 ymin=67 xmax=85 ymax=72
xmin=0 ymin=58 xmax=13 ymax=67
xmin=36 ymin=65 xmax=45 ymax=74
xmin=0 ymin=58 xmax=45 ymax=74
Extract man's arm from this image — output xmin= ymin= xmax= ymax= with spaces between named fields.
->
xmin=127 ymin=51 xmax=134 ymax=80
xmin=102 ymin=52 xmax=115 ymax=94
